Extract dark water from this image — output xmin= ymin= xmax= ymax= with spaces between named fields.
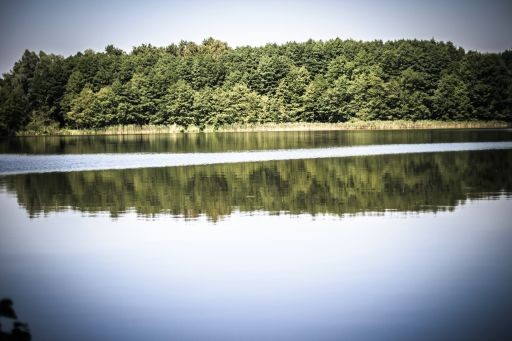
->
xmin=1 ymin=129 xmax=512 ymax=340
xmin=1 ymin=128 xmax=512 ymax=154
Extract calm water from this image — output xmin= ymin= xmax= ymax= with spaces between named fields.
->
xmin=1 ymin=129 xmax=512 ymax=340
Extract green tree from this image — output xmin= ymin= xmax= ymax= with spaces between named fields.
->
xmin=66 ymin=87 xmax=96 ymax=128
xmin=325 ymin=56 xmax=357 ymax=81
xmin=0 ymin=83 xmax=29 ymax=134
xmin=158 ymin=80 xmax=195 ymax=126
xmin=393 ymin=68 xmax=431 ymax=120
xmin=211 ymin=84 xmax=266 ymax=126
xmin=189 ymin=55 xmax=226 ymax=89
xmin=303 ymin=75 xmax=330 ymax=122
xmin=275 ymin=66 xmax=310 ymax=121
xmin=251 ymin=55 xmax=291 ymax=95
xmin=0 ymin=50 xmax=39 ymax=134
xmin=348 ymin=68 xmax=390 ymax=120
xmin=325 ymin=75 xmax=352 ymax=122
xmin=432 ymin=73 xmax=473 ymax=120
xmin=192 ymin=87 xmax=216 ymax=128
xmin=116 ymin=73 xmax=154 ymax=125
xmin=29 ymin=53 xmax=69 ymax=124
xmin=459 ymin=52 xmax=511 ymax=120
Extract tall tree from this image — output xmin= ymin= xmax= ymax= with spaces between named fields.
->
xmin=275 ymin=66 xmax=310 ymax=121
xmin=432 ymin=73 xmax=473 ymax=120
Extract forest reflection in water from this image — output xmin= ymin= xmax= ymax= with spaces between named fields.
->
xmin=1 ymin=129 xmax=512 ymax=155
xmin=1 ymin=149 xmax=511 ymax=221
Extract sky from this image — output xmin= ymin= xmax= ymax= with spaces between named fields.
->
xmin=0 ymin=0 xmax=511 ymax=73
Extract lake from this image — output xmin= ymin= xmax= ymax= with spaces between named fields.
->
xmin=1 ymin=129 xmax=512 ymax=340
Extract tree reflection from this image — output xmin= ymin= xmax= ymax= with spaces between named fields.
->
xmin=0 ymin=299 xmax=31 ymax=341
xmin=1 ymin=130 xmax=511 ymax=154
xmin=0 ymin=150 xmax=511 ymax=221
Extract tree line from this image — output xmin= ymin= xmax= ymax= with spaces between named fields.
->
xmin=1 ymin=38 xmax=511 ymax=135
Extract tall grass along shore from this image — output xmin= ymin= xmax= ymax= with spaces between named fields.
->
xmin=16 ymin=120 xmax=510 ymax=136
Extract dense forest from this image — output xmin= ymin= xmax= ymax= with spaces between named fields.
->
xmin=1 ymin=38 xmax=511 ymax=135
xmin=2 ymin=150 xmax=511 ymax=220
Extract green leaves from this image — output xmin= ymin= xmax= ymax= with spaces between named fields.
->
xmin=160 ymin=80 xmax=195 ymax=126
xmin=0 ymin=39 xmax=510 ymax=135
xmin=251 ymin=55 xmax=291 ymax=95
xmin=432 ymin=73 xmax=473 ymax=120
xmin=276 ymin=66 xmax=310 ymax=121
xmin=348 ymin=68 xmax=389 ymax=120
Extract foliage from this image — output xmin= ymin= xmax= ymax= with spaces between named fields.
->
xmin=1 ymin=38 xmax=511 ymax=135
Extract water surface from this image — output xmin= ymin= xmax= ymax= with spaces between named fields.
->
xmin=1 ymin=129 xmax=511 ymax=154
xmin=1 ymin=129 xmax=511 ymax=340
xmin=1 ymin=141 xmax=512 ymax=175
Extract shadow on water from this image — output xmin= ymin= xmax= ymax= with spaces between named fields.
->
xmin=0 ymin=299 xmax=31 ymax=341
xmin=0 ymin=149 xmax=511 ymax=221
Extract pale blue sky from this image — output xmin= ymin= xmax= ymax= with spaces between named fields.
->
xmin=1 ymin=0 xmax=511 ymax=73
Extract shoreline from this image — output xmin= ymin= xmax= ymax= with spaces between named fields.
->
xmin=15 ymin=120 xmax=510 ymax=136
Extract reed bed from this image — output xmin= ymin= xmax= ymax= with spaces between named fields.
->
xmin=17 ymin=120 xmax=510 ymax=136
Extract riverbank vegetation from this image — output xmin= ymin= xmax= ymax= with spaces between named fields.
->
xmin=16 ymin=120 xmax=510 ymax=136
xmin=1 ymin=38 xmax=511 ymax=135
